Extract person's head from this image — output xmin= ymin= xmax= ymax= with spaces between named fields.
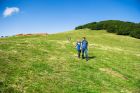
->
xmin=83 ymin=37 xmax=86 ymax=40
xmin=77 ymin=39 xmax=80 ymax=43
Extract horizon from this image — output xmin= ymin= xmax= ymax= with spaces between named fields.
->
xmin=0 ymin=0 xmax=140 ymax=36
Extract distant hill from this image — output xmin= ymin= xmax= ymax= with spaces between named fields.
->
xmin=75 ymin=20 xmax=140 ymax=39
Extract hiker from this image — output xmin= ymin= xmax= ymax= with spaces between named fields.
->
xmin=81 ymin=37 xmax=88 ymax=61
xmin=76 ymin=40 xmax=81 ymax=58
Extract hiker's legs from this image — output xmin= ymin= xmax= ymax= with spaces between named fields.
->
xmin=78 ymin=50 xmax=81 ymax=58
xmin=82 ymin=49 xmax=85 ymax=59
xmin=85 ymin=49 xmax=88 ymax=61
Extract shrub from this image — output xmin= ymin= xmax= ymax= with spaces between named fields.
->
xmin=75 ymin=26 xmax=83 ymax=30
xmin=116 ymin=25 xmax=131 ymax=35
xmin=130 ymin=28 xmax=140 ymax=39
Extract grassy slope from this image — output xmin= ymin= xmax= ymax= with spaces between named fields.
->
xmin=0 ymin=29 xmax=140 ymax=93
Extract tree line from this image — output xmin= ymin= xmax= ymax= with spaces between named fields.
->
xmin=75 ymin=20 xmax=140 ymax=39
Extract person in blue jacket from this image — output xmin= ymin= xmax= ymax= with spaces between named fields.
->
xmin=81 ymin=37 xmax=88 ymax=61
xmin=76 ymin=40 xmax=81 ymax=58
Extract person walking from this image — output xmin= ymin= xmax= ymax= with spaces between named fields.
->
xmin=81 ymin=37 xmax=88 ymax=61
xmin=76 ymin=40 xmax=81 ymax=58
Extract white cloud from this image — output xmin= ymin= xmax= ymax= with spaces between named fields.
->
xmin=3 ymin=7 xmax=20 ymax=17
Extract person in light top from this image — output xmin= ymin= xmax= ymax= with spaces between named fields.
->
xmin=76 ymin=40 xmax=81 ymax=58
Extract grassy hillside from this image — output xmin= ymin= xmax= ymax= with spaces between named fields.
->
xmin=0 ymin=29 xmax=140 ymax=93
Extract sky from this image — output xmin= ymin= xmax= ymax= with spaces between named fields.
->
xmin=0 ymin=0 xmax=140 ymax=36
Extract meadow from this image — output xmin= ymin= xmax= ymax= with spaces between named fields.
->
xmin=0 ymin=29 xmax=140 ymax=93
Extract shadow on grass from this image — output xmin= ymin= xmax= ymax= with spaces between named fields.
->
xmin=88 ymin=56 xmax=96 ymax=60
xmin=82 ymin=56 xmax=96 ymax=60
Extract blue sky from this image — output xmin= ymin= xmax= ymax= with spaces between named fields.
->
xmin=0 ymin=0 xmax=140 ymax=36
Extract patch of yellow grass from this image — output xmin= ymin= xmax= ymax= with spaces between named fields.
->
xmin=99 ymin=68 xmax=126 ymax=80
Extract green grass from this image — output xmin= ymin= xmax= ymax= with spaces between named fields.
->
xmin=0 ymin=29 xmax=140 ymax=93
